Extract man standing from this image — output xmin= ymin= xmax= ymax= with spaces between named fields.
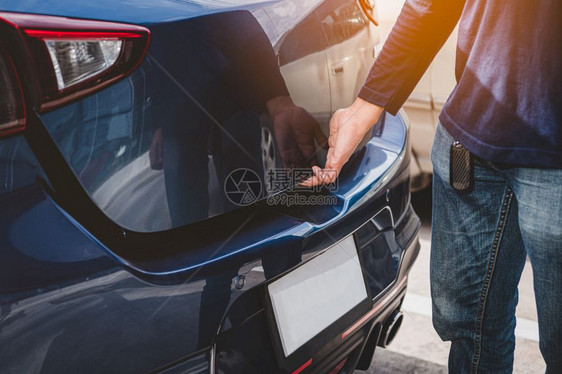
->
xmin=303 ymin=1 xmax=561 ymax=372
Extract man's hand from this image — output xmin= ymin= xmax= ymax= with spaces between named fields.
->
xmin=266 ymin=96 xmax=328 ymax=169
xmin=301 ymin=98 xmax=383 ymax=187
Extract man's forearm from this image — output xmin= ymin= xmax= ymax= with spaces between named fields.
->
xmin=359 ymin=0 xmax=466 ymax=114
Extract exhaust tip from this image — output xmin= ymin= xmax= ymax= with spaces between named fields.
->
xmin=378 ymin=310 xmax=404 ymax=348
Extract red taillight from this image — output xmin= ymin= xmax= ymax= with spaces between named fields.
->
xmin=0 ymin=44 xmax=25 ymax=137
xmin=0 ymin=12 xmax=150 ymax=112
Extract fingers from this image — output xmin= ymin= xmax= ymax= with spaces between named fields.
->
xmin=300 ymin=101 xmax=384 ymax=187
xmin=299 ymin=165 xmax=339 ymax=187
xmin=299 ymin=166 xmax=319 ymax=187
xmin=300 ymin=139 xmax=351 ymax=187
xmin=300 ymin=166 xmax=325 ymax=187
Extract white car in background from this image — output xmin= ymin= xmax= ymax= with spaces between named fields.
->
xmin=377 ymin=0 xmax=458 ymax=191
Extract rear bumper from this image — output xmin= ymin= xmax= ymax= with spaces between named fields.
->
xmin=301 ymin=207 xmax=421 ymax=374
xmin=213 ymin=200 xmax=421 ymax=374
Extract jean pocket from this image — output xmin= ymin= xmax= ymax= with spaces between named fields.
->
xmin=431 ymin=122 xmax=454 ymax=175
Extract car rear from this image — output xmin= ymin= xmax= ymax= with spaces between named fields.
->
xmin=0 ymin=1 xmax=419 ymax=373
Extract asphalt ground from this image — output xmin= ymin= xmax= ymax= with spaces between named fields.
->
xmin=363 ymin=186 xmax=545 ymax=373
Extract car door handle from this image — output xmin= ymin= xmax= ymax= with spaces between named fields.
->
xmin=374 ymin=44 xmax=382 ymax=59
xmin=332 ymin=63 xmax=344 ymax=75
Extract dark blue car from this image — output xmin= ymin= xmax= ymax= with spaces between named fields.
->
xmin=0 ymin=0 xmax=420 ymax=372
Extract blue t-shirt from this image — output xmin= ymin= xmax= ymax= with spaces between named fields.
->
xmin=359 ymin=0 xmax=561 ymax=168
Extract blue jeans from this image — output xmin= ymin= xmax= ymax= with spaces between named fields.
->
xmin=430 ymin=123 xmax=562 ymax=373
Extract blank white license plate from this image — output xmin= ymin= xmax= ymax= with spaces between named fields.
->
xmin=268 ymin=236 xmax=368 ymax=357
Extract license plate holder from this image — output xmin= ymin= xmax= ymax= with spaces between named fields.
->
xmin=265 ymin=235 xmax=372 ymax=368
